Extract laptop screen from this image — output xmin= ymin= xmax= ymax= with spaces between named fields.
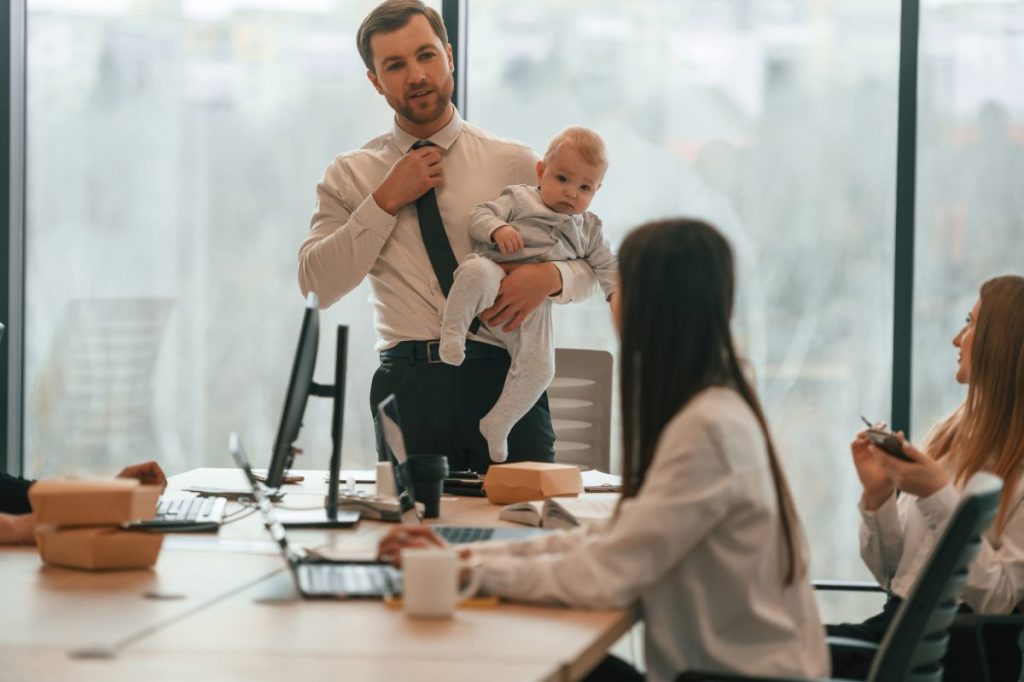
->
xmin=376 ymin=395 xmax=421 ymax=525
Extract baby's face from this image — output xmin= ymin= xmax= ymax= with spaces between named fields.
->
xmin=536 ymin=147 xmax=605 ymax=215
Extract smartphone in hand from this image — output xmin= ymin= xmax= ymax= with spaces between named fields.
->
xmin=864 ymin=426 xmax=914 ymax=462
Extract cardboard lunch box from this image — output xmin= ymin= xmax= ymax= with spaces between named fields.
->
xmin=34 ymin=524 xmax=164 ymax=571
xmin=28 ymin=479 xmax=160 ymax=527
xmin=483 ymin=462 xmax=583 ymax=505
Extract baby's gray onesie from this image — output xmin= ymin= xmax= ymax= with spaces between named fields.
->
xmin=440 ymin=184 xmax=617 ymax=462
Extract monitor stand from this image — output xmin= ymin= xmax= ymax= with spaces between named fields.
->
xmin=281 ymin=325 xmax=354 ymax=529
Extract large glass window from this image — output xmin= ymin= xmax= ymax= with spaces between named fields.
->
xmin=25 ymin=0 xmax=1020 ymax=596
xmin=24 ymin=0 xmax=425 ymax=478
xmin=912 ymin=1 xmax=1024 ymax=434
xmin=468 ymin=1 xmax=901 ymax=582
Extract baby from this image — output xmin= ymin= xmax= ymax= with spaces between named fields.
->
xmin=439 ymin=126 xmax=617 ymax=462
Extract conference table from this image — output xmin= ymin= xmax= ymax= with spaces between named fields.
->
xmin=0 ymin=468 xmax=635 ymax=682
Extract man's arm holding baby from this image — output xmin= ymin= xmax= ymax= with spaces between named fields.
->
xmin=469 ymin=195 xmax=596 ymax=331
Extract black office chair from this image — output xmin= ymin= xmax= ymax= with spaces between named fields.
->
xmin=815 ymin=582 xmax=1024 ymax=677
xmin=676 ymin=472 xmax=1004 ymax=682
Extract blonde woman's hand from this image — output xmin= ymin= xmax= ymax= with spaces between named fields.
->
xmin=875 ymin=438 xmax=950 ymax=499
xmin=852 ymin=431 xmax=895 ymax=510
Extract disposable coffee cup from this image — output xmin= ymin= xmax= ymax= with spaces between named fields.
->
xmin=405 ymin=454 xmax=448 ymax=519
xmin=376 ymin=461 xmax=396 ymax=497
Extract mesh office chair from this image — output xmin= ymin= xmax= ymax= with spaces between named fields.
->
xmin=30 ymin=297 xmax=173 ymax=475
xmin=676 ymin=472 xmax=1004 ymax=682
xmin=548 ymin=348 xmax=613 ymax=472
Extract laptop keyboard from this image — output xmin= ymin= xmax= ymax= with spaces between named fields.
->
xmin=155 ymin=496 xmax=227 ymax=524
xmin=304 ymin=564 xmax=399 ymax=596
xmin=435 ymin=526 xmax=495 ymax=544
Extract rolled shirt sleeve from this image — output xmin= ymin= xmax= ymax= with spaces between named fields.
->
xmin=298 ymin=162 xmax=398 ymax=309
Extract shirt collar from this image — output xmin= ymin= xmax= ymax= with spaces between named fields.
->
xmin=392 ymin=107 xmax=464 ymax=153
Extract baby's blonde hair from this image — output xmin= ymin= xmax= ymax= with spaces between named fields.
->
xmin=543 ymin=126 xmax=608 ymax=170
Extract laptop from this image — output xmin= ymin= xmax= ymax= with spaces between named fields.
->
xmin=230 ymin=433 xmax=400 ymax=599
xmin=377 ymin=394 xmax=547 ymax=544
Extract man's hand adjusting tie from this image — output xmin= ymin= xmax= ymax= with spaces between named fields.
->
xmin=372 ymin=140 xmax=444 ymax=216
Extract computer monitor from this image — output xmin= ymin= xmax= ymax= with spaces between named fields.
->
xmin=266 ymin=292 xmax=320 ymax=489
xmin=263 ymin=293 xmax=349 ymax=528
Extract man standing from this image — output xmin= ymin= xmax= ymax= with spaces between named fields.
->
xmin=297 ymin=0 xmax=595 ymax=473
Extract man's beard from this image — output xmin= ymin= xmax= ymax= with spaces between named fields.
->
xmin=394 ymin=73 xmax=454 ymax=124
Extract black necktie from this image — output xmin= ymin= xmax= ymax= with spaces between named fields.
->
xmin=412 ymin=140 xmax=481 ymax=335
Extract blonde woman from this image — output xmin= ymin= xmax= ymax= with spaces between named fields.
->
xmin=832 ymin=275 xmax=1024 ymax=679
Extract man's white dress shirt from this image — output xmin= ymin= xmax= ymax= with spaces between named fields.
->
xmin=298 ymin=110 xmax=596 ymax=351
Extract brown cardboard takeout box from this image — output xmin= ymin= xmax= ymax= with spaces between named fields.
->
xmin=29 ymin=479 xmax=160 ymax=527
xmin=34 ymin=525 xmax=164 ymax=571
xmin=29 ymin=479 xmax=164 ymax=570
xmin=483 ymin=462 xmax=583 ymax=505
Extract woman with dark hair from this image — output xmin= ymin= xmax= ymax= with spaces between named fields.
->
xmin=832 ymin=275 xmax=1024 ymax=680
xmin=379 ymin=218 xmax=828 ymax=681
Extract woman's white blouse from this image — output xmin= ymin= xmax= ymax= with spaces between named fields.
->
xmin=467 ymin=387 xmax=829 ymax=682
xmin=860 ymin=459 xmax=1024 ymax=613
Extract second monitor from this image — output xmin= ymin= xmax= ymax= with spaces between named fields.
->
xmin=267 ymin=291 xmax=355 ymax=528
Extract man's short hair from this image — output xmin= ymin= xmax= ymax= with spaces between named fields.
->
xmin=357 ymin=0 xmax=449 ymax=73
xmin=543 ymin=126 xmax=608 ymax=170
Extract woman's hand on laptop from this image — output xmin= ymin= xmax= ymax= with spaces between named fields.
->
xmin=378 ymin=526 xmax=470 ymax=566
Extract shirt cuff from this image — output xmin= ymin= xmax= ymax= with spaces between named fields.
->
xmin=477 ymin=555 xmax=527 ymax=598
xmin=464 ymin=540 xmax=517 ymax=559
xmin=916 ymin=482 xmax=959 ymax=531
xmin=549 ymin=261 xmax=575 ymax=304
xmin=351 ymin=193 xmax=398 ymax=241
xmin=859 ymin=490 xmax=897 ymax=525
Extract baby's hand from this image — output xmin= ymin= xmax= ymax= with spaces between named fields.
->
xmin=492 ymin=225 xmax=524 ymax=255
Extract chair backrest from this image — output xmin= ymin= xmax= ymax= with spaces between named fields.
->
xmin=30 ymin=297 xmax=174 ymax=475
xmin=548 ymin=348 xmax=613 ymax=472
xmin=868 ymin=472 xmax=1004 ymax=682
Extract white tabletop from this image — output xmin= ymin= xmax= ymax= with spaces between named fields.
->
xmin=0 ymin=468 xmax=634 ymax=681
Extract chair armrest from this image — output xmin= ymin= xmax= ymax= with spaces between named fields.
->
xmin=676 ymin=672 xmax=825 ymax=682
xmin=951 ymin=612 xmax=1024 ymax=628
xmin=826 ymin=635 xmax=881 ymax=656
xmin=813 ymin=579 xmax=885 ymax=593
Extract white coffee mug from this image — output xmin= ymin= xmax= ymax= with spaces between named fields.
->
xmin=401 ymin=547 xmax=482 ymax=619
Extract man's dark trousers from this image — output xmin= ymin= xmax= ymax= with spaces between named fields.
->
xmin=370 ymin=339 xmax=555 ymax=473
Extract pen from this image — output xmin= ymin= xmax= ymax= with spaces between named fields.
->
xmin=860 ymin=416 xmax=873 ymax=428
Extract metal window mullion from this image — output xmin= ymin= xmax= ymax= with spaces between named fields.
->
xmin=4 ymin=0 xmax=27 ymax=476
xmin=441 ymin=0 xmax=468 ymax=118
xmin=891 ymin=0 xmax=920 ymax=436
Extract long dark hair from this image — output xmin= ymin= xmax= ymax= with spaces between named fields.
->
xmin=618 ymin=218 xmax=805 ymax=584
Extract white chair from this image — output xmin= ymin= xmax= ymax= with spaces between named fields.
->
xmin=548 ymin=348 xmax=613 ymax=472
xmin=30 ymin=297 xmax=173 ymax=475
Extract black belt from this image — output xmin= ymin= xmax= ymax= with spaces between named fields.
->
xmin=380 ymin=340 xmax=509 ymax=364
